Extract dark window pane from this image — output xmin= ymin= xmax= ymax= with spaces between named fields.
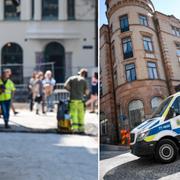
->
xmin=144 ymin=41 xmax=148 ymax=50
xmin=148 ymin=62 xmax=155 ymax=67
xmin=148 ymin=67 xmax=153 ymax=78
xmin=42 ymin=0 xmax=58 ymax=18
xmin=148 ymin=42 xmax=153 ymax=51
xmin=125 ymin=19 xmax=129 ymax=27
xmin=126 ymin=70 xmax=131 ymax=82
xmin=5 ymin=0 xmax=20 ymax=18
xmin=123 ymin=43 xmax=128 ymax=53
xmin=172 ymin=26 xmax=176 ymax=35
xmin=126 ymin=63 xmax=134 ymax=70
xmin=121 ymin=21 xmax=124 ymax=28
xmin=153 ymin=68 xmax=158 ymax=79
xmin=128 ymin=42 xmax=132 ymax=51
xmin=131 ymin=69 xmax=136 ymax=80
xmin=68 ymin=0 xmax=75 ymax=19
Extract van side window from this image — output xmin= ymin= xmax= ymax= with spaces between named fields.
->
xmin=171 ymin=99 xmax=179 ymax=116
xmin=166 ymin=98 xmax=180 ymax=121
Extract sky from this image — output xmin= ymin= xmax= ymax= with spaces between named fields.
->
xmin=100 ymin=0 xmax=180 ymax=27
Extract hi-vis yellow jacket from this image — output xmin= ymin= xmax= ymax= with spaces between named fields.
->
xmin=0 ymin=79 xmax=16 ymax=101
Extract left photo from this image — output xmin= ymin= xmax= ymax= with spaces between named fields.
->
xmin=0 ymin=0 xmax=98 ymax=179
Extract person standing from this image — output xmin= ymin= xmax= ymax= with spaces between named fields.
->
xmin=28 ymin=71 xmax=37 ymax=111
xmin=64 ymin=69 xmax=89 ymax=135
xmin=0 ymin=70 xmax=16 ymax=128
xmin=6 ymin=69 xmax=19 ymax=115
xmin=85 ymin=71 xmax=98 ymax=113
xmin=35 ymin=72 xmax=46 ymax=115
xmin=42 ymin=70 xmax=56 ymax=112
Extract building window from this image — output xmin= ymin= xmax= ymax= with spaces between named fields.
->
xmin=151 ymin=97 xmax=163 ymax=112
xmin=122 ymin=37 xmax=133 ymax=59
xmin=32 ymin=0 xmax=34 ymax=19
xmin=129 ymin=100 xmax=145 ymax=129
xmin=172 ymin=26 xmax=176 ymax=35
xmin=112 ymin=46 xmax=115 ymax=63
xmin=42 ymin=0 xmax=58 ymax=19
xmin=68 ymin=0 xmax=75 ymax=20
xmin=176 ymin=28 xmax=180 ymax=37
xmin=2 ymin=43 xmax=23 ymax=84
xmin=177 ymin=45 xmax=180 ymax=56
xmin=100 ymin=112 xmax=108 ymax=136
xmin=148 ymin=62 xmax=158 ymax=79
xmin=125 ymin=63 xmax=136 ymax=82
xmin=120 ymin=14 xmax=129 ymax=33
xmin=143 ymin=36 xmax=153 ymax=51
xmin=139 ymin=15 xmax=148 ymax=26
xmin=4 ymin=0 xmax=21 ymax=19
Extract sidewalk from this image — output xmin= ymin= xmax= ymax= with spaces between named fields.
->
xmin=0 ymin=106 xmax=98 ymax=136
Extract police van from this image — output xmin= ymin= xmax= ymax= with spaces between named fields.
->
xmin=130 ymin=92 xmax=180 ymax=163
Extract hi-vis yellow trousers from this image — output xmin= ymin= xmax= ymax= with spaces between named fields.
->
xmin=69 ymin=100 xmax=85 ymax=133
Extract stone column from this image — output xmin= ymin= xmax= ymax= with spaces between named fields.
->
xmin=59 ymin=0 xmax=67 ymax=20
xmin=0 ymin=0 xmax=4 ymax=20
xmin=21 ymin=0 xmax=31 ymax=20
xmin=34 ymin=0 xmax=41 ymax=20
xmin=65 ymin=52 xmax=72 ymax=80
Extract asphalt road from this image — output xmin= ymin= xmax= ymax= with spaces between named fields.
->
xmin=100 ymin=150 xmax=180 ymax=180
xmin=0 ymin=132 xmax=98 ymax=180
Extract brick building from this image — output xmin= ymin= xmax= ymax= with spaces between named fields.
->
xmin=100 ymin=0 xmax=180 ymax=144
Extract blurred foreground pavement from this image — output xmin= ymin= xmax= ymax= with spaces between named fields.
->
xmin=0 ymin=105 xmax=98 ymax=180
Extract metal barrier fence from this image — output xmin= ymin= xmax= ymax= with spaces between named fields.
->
xmin=14 ymin=83 xmax=69 ymax=103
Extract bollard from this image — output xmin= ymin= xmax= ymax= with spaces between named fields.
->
xmin=126 ymin=132 xmax=130 ymax=147
xmin=121 ymin=130 xmax=127 ymax=146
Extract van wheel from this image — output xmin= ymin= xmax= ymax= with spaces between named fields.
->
xmin=155 ymin=139 xmax=178 ymax=164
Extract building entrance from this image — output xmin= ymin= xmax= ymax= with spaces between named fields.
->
xmin=44 ymin=42 xmax=65 ymax=83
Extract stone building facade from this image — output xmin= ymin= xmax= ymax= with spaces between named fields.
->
xmin=100 ymin=0 xmax=180 ymax=144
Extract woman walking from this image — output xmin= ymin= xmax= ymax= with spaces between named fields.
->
xmin=35 ymin=72 xmax=45 ymax=114
xmin=42 ymin=70 xmax=56 ymax=112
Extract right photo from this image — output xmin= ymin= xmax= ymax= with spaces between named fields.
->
xmin=100 ymin=0 xmax=180 ymax=179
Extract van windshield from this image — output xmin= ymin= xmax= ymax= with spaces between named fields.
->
xmin=151 ymin=96 xmax=173 ymax=118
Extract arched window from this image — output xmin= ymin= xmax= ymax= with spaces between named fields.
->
xmin=151 ymin=96 xmax=163 ymax=112
xmin=2 ymin=43 xmax=23 ymax=84
xmin=42 ymin=0 xmax=58 ymax=19
xmin=4 ymin=0 xmax=21 ymax=19
xmin=129 ymin=100 xmax=145 ymax=129
xmin=100 ymin=112 xmax=108 ymax=136
xmin=68 ymin=0 xmax=75 ymax=20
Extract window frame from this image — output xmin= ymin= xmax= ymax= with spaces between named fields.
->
xmin=125 ymin=63 xmax=136 ymax=82
xmin=122 ymin=36 xmax=133 ymax=59
xmin=147 ymin=62 xmax=158 ymax=79
xmin=176 ymin=28 xmax=180 ymax=37
xmin=143 ymin=36 xmax=153 ymax=52
xmin=172 ymin=26 xmax=176 ymax=35
xmin=139 ymin=14 xmax=148 ymax=26
xmin=120 ymin=14 xmax=129 ymax=33
xmin=42 ymin=0 xmax=59 ymax=20
xmin=4 ymin=0 xmax=21 ymax=20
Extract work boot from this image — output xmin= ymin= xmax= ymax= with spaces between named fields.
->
xmin=79 ymin=132 xmax=86 ymax=135
xmin=73 ymin=132 xmax=78 ymax=135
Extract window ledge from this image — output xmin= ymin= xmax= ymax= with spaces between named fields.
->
xmin=121 ymin=57 xmax=136 ymax=64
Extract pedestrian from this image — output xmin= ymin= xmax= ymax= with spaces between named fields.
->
xmin=28 ymin=71 xmax=37 ymax=111
xmin=85 ymin=71 xmax=98 ymax=113
xmin=42 ymin=70 xmax=56 ymax=112
xmin=35 ymin=71 xmax=45 ymax=115
xmin=6 ymin=68 xmax=19 ymax=115
xmin=64 ymin=68 xmax=89 ymax=135
xmin=0 ymin=70 xmax=16 ymax=128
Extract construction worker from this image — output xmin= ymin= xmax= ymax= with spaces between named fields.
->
xmin=6 ymin=69 xmax=19 ymax=115
xmin=0 ymin=70 xmax=16 ymax=128
xmin=64 ymin=69 xmax=89 ymax=135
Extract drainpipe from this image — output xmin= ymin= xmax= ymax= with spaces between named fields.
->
xmin=154 ymin=18 xmax=171 ymax=95
xmin=107 ymin=22 xmax=119 ymax=143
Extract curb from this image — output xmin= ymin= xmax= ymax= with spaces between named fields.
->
xmin=100 ymin=144 xmax=130 ymax=151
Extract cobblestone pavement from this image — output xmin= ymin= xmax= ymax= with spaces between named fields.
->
xmin=100 ymin=150 xmax=180 ymax=180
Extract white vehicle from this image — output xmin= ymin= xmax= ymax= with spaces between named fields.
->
xmin=130 ymin=92 xmax=180 ymax=163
